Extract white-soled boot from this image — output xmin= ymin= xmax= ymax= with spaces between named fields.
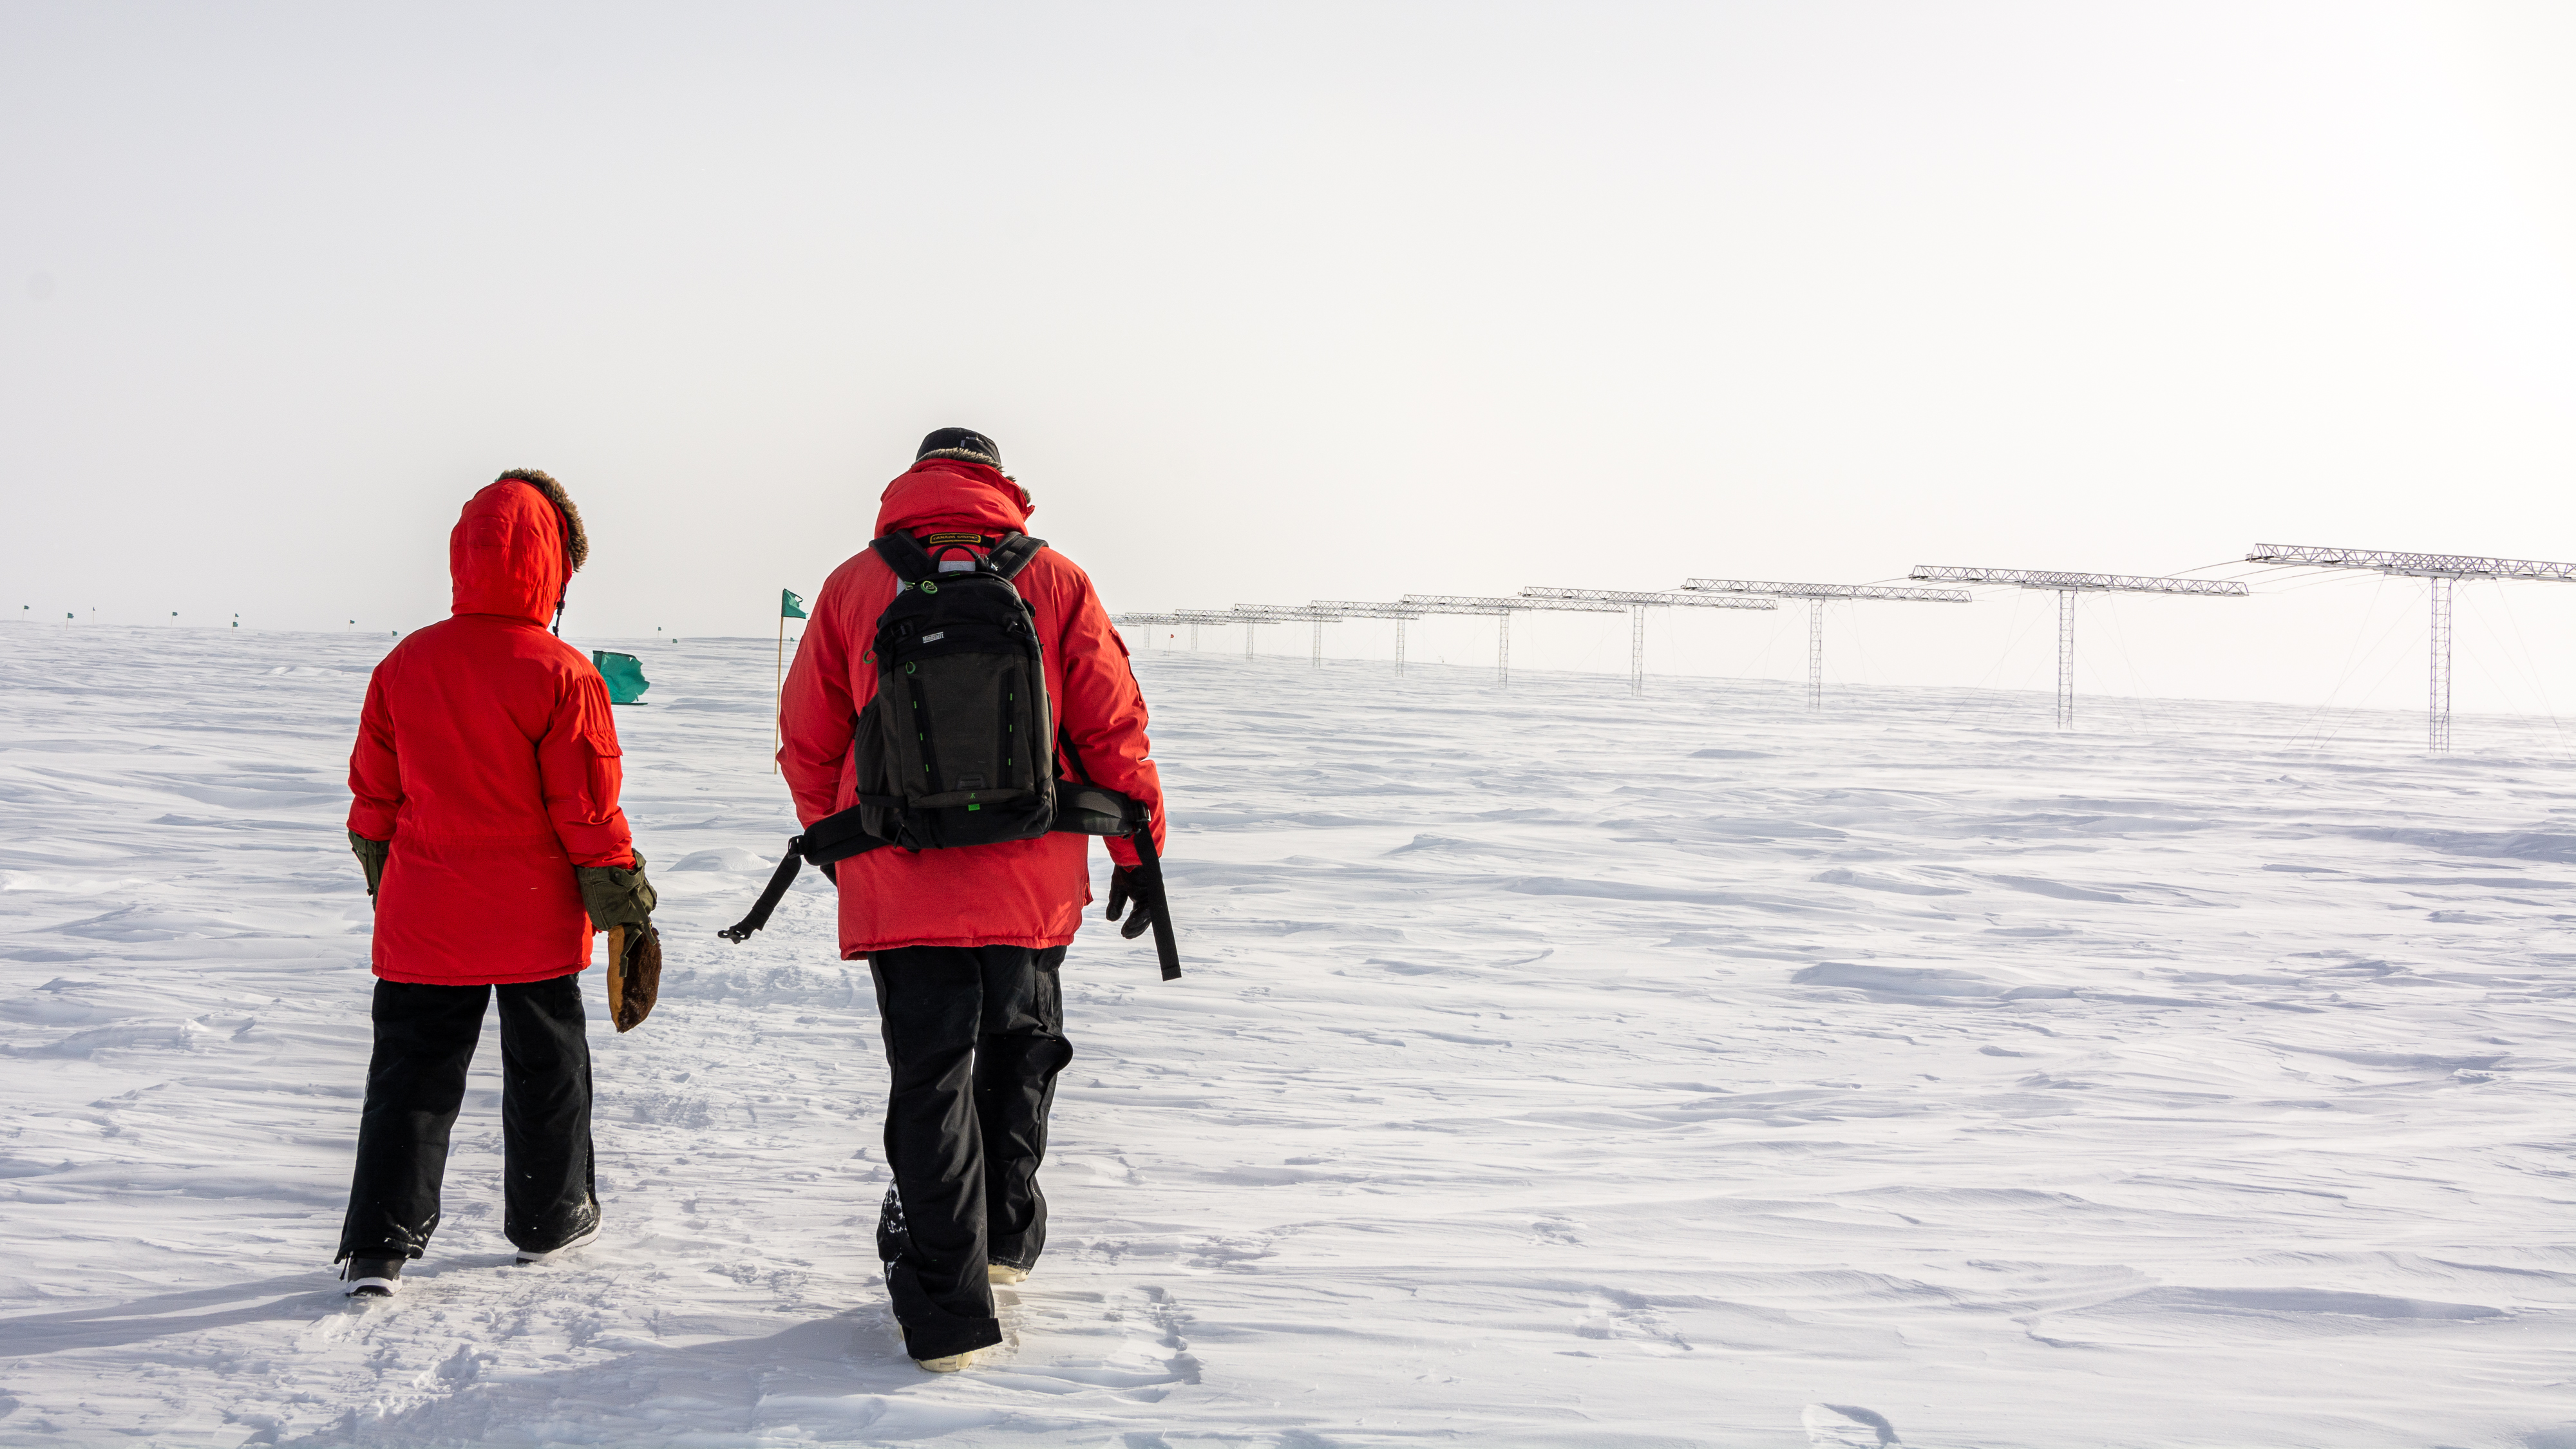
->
xmin=341 ymin=1257 xmax=403 ymax=1298
xmin=515 ymin=1222 xmax=600 ymax=1265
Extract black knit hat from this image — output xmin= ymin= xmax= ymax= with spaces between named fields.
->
xmin=916 ymin=427 xmax=1001 ymax=466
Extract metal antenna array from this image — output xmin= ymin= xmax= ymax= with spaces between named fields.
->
xmin=1311 ymin=600 xmax=1430 ymax=675
xmin=1231 ymin=604 xmax=1345 ymax=667
xmin=1518 ymin=587 xmax=1777 ymax=695
xmin=1401 ymin=594 xmax=1625 ymax=687
xmin=1131 ymin=545 xmax=2576 ymax=741
xmin=1396 ymin=596 xmax=1509 ymax=685
xmin=1683 ymin=579 xmax=1971 ymax=709
xmin=1909 ymin=567 xmax=2247 ymax=729
xmin=1108 ymin=612 xmax=1188 ymax=648
xmin=2245 ymin=544 xmax=2576 ymax=752
xmin=1165 ymin=609 xmax=1244 ymax=652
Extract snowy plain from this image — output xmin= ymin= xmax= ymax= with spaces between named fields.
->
xmin=0 ymin=622 xmax=2570 ymax=1448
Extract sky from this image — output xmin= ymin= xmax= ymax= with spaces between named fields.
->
xmin=5 ymin=1 xmax=2574 ymax=731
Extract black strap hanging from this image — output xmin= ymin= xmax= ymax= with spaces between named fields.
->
xmin=714 ymin=809 xmax=902 ymax=943
xmin=715 ymin=848 xmax=808 ymax=943
xmin=1122 ymin=818 xmax=1182 ymax=981
xmin=715 ymin=783 xmax=1179 ymax=979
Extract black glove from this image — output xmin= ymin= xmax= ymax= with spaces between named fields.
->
xmin=577 ymin=849 xmax=658 ymax=931
xmin=1105 ymin=866 xmax=1159 ymax=941
xmin=349 ymin=831 xmax=389 ymax=899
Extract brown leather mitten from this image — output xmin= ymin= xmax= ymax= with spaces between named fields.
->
xmin=608 ymin=923 xmax=662 ymax=1033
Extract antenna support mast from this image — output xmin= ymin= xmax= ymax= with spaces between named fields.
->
xmin=1402 ymin=593 xmax=1625 ymax=687
xmin=1231 ymin=605 xmax=1346 ymax=667
xmin=2246 ymin=544 xmax=2576 ymax=752
xmin=1909 ymin=567 xmax=2246 ymax=730
xmin=1109 ymin=612 xmax=1190 ymax=649
xmin=1163 ymin=609 xmax=1245 ymax=654
xmin=1518 ymin=587 xmax=1776 ymax=696
xmin=1312 ymin=600 xmax=1431 ymax=676
xmin=1684 ymin=579 xmax=1971 ymax=710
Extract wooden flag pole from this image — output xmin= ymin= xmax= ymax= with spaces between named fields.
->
xmin=773 ymin=589 xmax=810 ymax=775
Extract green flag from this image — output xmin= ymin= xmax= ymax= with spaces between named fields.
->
xmin=781 ymin=588 xmax=808 ymax=620
xmin=592 ymin=650 xmax=650 ymax=705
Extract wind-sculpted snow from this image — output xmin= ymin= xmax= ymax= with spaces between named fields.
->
xmin=0 ymin=627 xmax=2571 ymax=1446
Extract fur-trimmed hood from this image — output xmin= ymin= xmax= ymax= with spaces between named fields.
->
xmin=497 ymin=468 xmax=588 ymax=572
xmin=450 ymin=471 xmax=583 ymax=625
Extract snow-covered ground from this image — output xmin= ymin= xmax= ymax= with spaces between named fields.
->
xmin=1 ymin=623 xmax=2570 ymax=1448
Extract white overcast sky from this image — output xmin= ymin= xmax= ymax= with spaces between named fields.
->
xmin=6 ymin=2 xmax=2574 ymax=728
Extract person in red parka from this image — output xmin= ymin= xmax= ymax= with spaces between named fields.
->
xmin=779 ymin=428 xmax=1165 ymax=1371
xmin=335 ymin=469 xmax=657 ymax=1297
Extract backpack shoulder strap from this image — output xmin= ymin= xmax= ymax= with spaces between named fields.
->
xmin=986 ymin=533 xmax=1048 ymax=580
xmin=870 ymin=532 xmax=936 ymax=584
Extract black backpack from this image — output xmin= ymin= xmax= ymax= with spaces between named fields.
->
xmin=717 ymin=527 xmax=1180 ymax=979
xmin=851 ymin=530 xmax=1056 ymax=849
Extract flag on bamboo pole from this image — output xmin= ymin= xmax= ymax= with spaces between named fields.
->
xmin=772 ymin=589 xmax=806 ymax=772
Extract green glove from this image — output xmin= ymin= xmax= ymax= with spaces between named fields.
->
xmin=349 ymin=831 xmax=389 ymax=898
xmin=577 ymin=849 xmax=657 ymax=931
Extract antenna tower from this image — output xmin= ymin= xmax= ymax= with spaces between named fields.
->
xmin=1401 ymin=594 xmax=1626 ymax=687
xmin=1909 ymin=567 xmax=2247 ymax=729
xmin=1109 ymin=611 xmax=1189 ymax=649
xmin=1311 ymin=601 xmax=1430 ymax=675
xmin=1231 ymin=605 xmax=1345 ymax=667
xmin=2245 ymin=544 xmax=2576 ymax=752
xmin=1684 ymin=579 xmax=1971 ymax=708
xmin=1518 ymin=587 xmax=1777 ymax=695
xmin=1164 ymin=609 xmax=1243 ymax=653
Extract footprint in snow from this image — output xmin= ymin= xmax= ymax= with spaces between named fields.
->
xmin=1570 ymin=1289 xmax=1691 ymax=1352
xmin=1530 ymin=1215 xmax=1583 ymax=1245
xmin=1072 ymin=1283 xmax=1200 ymax=1391
xmin=1803 ymin=1402 xmax=1900 ymax=1446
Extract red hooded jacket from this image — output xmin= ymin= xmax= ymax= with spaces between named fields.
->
xmin=778 ymin=457 xmax=1164 ymax=957
xmin=348 ymin=478 xmax=636 ymax=985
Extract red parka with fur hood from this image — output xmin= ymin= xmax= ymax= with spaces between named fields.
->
xmin=348 ymin=475 xmax=636 ymax=985
xmin=779 ymin=457 xmax=1165 ymax=957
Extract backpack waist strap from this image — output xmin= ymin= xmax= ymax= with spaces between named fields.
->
xmin=712 ymin=783 xmax=1149 ymax=944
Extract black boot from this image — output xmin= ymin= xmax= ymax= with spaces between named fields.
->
xmin=342 ymin=1256 xmax=403 ymax=1298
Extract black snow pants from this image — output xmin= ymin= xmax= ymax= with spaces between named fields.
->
xmin=869 ymin=944 xmax=1074 ymax=1361
xmin=336 ymin=975 xmax=598 ymax=1262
